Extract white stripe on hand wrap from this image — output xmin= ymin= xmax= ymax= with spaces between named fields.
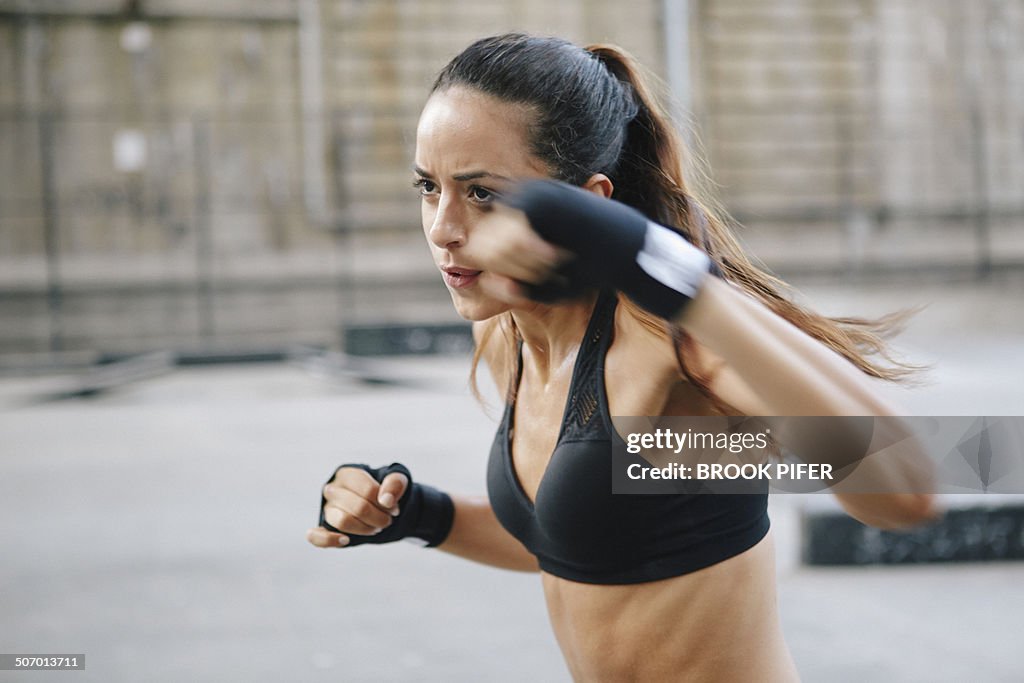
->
xmin=635 ymin=221 xmax=711 ymax=299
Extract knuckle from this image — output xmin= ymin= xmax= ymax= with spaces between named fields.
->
xmin=325 ymin=508 xmax=347 ymax=530
xmin=334 ymin=467 xmax=358 ymax=483
xmin=343 ymin=470 xmax=378 ymax=496
xmin=360 ymin=480 xmax=381 ymax=500
xmin=330 ymin=509 xmax=370 ymax=533
xmin=352 ymin=499 xmax=378 ymax=520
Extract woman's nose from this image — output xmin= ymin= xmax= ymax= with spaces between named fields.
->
xmin=428 ymin=201 xmax=467 ymax=249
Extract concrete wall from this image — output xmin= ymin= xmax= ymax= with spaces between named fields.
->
xmin=0 ymin=0 xmax=1021 ymax=360
xmin=326 ymin=0 xmax=662 ymax=231
xmin=694 ymin=0 xmax=1024 ymax=270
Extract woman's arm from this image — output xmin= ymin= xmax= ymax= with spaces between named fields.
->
xmin=438 ymin=495 xmax=540 ymax=572
xmin=309 ymin=472 xmax=539 ymax=570
xmin=476 ymin=181 xmax=939 ymax=529
xmin=428 ymin=323 xmax=538 ymax=572
xmin=679 ymin=278 xmax=889 ymax=416
xmin=676 ymin=278 xmax=939 ymax=529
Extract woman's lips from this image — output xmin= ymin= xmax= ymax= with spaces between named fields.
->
xmin=442 ymin=267 xmax=483 ymax=289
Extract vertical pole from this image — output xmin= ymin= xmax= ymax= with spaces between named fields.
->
xmin=298 ymin=0 xmax=329 ymax=227
xmin=38 ymin=109 xmax=63 ymax=353
xmin=961 ymin=3 xmax=992 ymax=279
xmin=969 ymin=99 xmax=992 ymax=278
xmin=192 ymin=114 xmax=214 ymax=342
xmin=662 ymin=0 xmax=693 ymax=137
xmin=330 ymin=109 xmax=354 ymax=352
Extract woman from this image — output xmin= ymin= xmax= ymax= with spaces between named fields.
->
xmin=307 ymin=34 xmax=937 ymax=681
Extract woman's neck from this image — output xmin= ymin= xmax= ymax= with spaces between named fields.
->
xmin=510 ymin=292 xmax=599 ymax=381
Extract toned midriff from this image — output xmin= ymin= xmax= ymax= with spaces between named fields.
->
xmin=540 ymin=532 xmax=800 ymax=682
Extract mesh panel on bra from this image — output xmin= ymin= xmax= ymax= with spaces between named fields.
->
xmin=560 ymin=291 xmax=617 ymax=442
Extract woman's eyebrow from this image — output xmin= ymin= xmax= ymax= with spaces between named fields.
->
xmin=452 ymin=171 xmax=511 ymax=182
xmin=412 ymin=166 xmax=510 ymax=182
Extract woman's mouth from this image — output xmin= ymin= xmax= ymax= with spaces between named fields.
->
xmin=442 ymin=266 xmax=483 ymax=289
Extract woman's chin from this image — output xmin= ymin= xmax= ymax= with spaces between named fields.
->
xmin=449 ymin=292 xmax=509 ymax=322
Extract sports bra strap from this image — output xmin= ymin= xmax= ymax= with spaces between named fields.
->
xmin=560 ymin=290 xmax=617 ymax=441
xmin=504 ymin=291 xmax=618 ymax=443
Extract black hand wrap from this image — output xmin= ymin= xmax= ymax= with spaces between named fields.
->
xmin=501 ymin=180 xmax=713 ymax=320
xmin=318 ymin=462 xmax=455 ymax=548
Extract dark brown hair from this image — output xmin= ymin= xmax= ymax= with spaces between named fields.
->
xmin=432 ymin=33 xmax=917 ymax=411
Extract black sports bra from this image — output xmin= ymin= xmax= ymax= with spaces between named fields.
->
xmin=486 ymin=291 xmax=770 ymax=584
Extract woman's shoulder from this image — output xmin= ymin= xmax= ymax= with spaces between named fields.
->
xmin=611 ymin=295 xmax=767 ymax=416
xmin=611 ymin=296 xmax=688 ymax=379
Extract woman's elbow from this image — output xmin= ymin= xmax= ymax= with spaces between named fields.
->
xmin=883 ymin=492 xmax=942 ymax=530
xmin=838 ymin=492 xmax=943 ymax=530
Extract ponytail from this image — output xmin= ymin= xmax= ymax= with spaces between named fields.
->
xmin=586 ymin=44 xmax=920 ymax=412
xmin=436 ymin=35 xmax=920 ymax=412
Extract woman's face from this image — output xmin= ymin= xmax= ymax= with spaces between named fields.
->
xmin=414 ymin=86 xmax=550 ymax=321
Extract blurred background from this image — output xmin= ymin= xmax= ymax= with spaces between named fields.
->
xmin=2 ymin=0 xmax=1022 ymax=360
xmin=1 ymin=1 xmax=1022 ymax=681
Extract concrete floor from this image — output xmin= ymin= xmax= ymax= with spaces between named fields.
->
xmin=1 ymin=278 xmax=1022 ymax=682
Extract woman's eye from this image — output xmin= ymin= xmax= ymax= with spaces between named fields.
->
xmin=470 ymin=186 xmax=495 ymax=203
xmin=413 ymin=178 xmax=437 ymax=195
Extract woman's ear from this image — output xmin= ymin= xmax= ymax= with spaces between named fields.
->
xmin=582 ymin=173 xmax=614 ymax=199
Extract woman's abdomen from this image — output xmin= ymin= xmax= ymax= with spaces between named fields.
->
xmin=540 ymin=532 xmax=798 ymax=682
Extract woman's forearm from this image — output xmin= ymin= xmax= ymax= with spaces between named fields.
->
xmin=677 ymin=277 xmax=891 ymax=417
xmin=676 ymin=278 xmax=939 ymax=528
xmin=437 ymin=494 xmax=540 ymax=572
